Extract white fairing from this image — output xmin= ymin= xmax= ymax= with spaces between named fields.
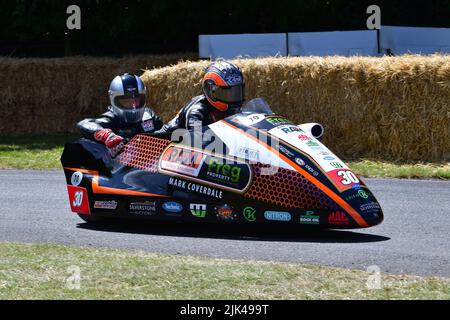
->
xmin=208 ymin=119 xmax=295 ymax=171
xmin=209 ymin=112 xmax=347 ymax=175
xmin=267 ymin=124 xmax=348 ymax=173
xmin=209 ymin=95 xmax=349 ymax=175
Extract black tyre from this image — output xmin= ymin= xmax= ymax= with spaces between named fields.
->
xmin=77 ymin=214 xmax=105 ymax=223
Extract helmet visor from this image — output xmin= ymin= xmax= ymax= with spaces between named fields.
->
xmin=114 ymin=94 xmax=146 ymax=110
xmin=212 ymin=84 xmax=245 ymax=103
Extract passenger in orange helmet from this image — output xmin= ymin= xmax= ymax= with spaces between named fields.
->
xmin=158 ymin=61 xmax=245 ymax=133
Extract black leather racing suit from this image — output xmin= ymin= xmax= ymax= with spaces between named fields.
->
xmin=77 ymin=106 xmax=163 ymax=140
xmin=157 ymin=95 xmax=226 ymax=133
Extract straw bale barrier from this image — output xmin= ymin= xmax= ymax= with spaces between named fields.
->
xmin=142 ymin=56 xmax=450 ymax=162
xmin=0 ymin=54 xmax=195 ymax=135
xmin=0 ymin=54 xmax=448 ymax=161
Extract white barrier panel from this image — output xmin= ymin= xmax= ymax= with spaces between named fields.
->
xmin=380 ymin=26 xmax=450 ymax=55
xmin=288 ymin=30 xmax=378 ymax=56
xmin=199 ymin=33 xmax=287 ymax=59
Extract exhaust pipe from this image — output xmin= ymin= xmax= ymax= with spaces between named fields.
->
xmin=298 ymin=123 xmax=324 ymax=139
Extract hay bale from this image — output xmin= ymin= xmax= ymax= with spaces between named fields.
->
xmin=1 ymin=54 xmax=448 ymax=161
xmin=141 ymin=55 xmax=450 ymax=162
xmin=0 ymin=53 xmax=196 ymax=134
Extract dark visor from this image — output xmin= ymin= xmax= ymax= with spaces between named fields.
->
xmin=212 ymin=84 xmax=245 ymax=103
xmin=114 ymin=93 xmax=146 ymax=110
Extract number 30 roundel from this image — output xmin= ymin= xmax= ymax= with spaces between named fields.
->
xmin=328 ymin=169 xmax=360 ymax=191
xmin=67 ymin=185 xmax=90 ymax=215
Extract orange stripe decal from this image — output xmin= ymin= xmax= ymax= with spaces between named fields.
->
xmin=220 ymin=121 xmax=369 ymax=228
xmin=64 ymin=167 xmax=168 ymax=198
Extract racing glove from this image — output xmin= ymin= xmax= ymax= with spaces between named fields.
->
xmin=94 ymin=128 xmax=125 ymax=157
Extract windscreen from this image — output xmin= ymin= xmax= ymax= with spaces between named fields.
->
xmin=241 ymin=98 xmax=274 ymax=114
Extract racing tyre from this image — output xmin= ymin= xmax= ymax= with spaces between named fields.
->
xmin=77 ymin=214 xmax=105 ymax=224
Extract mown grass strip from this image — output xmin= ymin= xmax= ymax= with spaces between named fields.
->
xmin=349 ymin=159 xmax=450 ymax=179
xmin=0 ymin=134 xmax=76 ymax=170
xmin=0 ymin=242 xmax=448 ymax=300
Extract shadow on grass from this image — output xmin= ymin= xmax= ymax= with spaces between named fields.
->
xmin=0 ymin=134 xmax=79 ymax=151
xmin=77 ymin=219 xmax=390 ymax=244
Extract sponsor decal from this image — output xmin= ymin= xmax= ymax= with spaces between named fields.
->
xmin=199 ymin=156 xmax=252 ymax=192
xmin=269 ymin=122 xmax=352 ymax=176
xmin=278 ymin=145 xmax=295 ymax=157
xmin=94 ymin=200 xmax=117 ymax=210
xmin=360 ymin=202 xmax=381 ymax=214
xmin=141 ymin=120 xmax=155 ymax=132
xmin=205 ymin=157 xmax=241 ymax=183
xmin=297 ymin=134 xmax=311 ymax=141
xmin=162 ymin=201 xmax=183 ymax=213
xmin=243 ymin=206 xmax=257 ymax=222
xmin=303 ymin=139 xmax=325 ymax=151
xmin=345 ymin=189 xmax=371 ymax=201
xmin=330 ymin=162 xmax=344 ymax=169
xmin=295 ymin=158 xmax=305 ymax=166
xmin=304 ymin=164 xmax=320 ymax=177
xmin=328 ymin=211 xmax=350 ymax=225
xmin=215 ymin=204 xmax=237 ymax=221
xmin=358 ymin=190 xmax=369 ymax=199
xmin=306 ymin=140 xmax=320 ymax=148
xmin=67 ymin=185 xmax=90 ymax=215
xmin=129 ymin=201 xmax=156 ymax=215
xmin=345 ymin=193 xmax=358 ymax=201
xmin=71 ymin=171 xmax=83 ymax=186
xmin=168 ymin=177 xmax=223 ymax=199
xmin=161 ymin=146 xmax=252 ymax=193
xmin=279 ymin=125 xmax=302 ymax=135
xmin=300 ymin=211 xmax=320 ymax=225
xmin=224 ymin=72 xmax=242 ymax=85
xmin=236 ymin=146 xmax=259 ymax=161
xmin=160 ymin=146 xmax=206 ymax=177
xmin=142 ymin=120 xmax=155 ymax=132
xmin=265 ymin=116 xmax=293 ymax=126
xmin=190 ymin=204 xmax=207 ymax=218
xmin=264 ymin=211 xmax=291 ymax=222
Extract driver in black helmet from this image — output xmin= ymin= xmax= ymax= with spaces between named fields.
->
xmin=77 ymin=73 xmax=163 ymax=156
xmin=157 ymin=61 xmax=245 ymax=133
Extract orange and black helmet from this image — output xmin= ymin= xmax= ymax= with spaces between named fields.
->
xmin=202 ymin=61 xmax=245 ymax=113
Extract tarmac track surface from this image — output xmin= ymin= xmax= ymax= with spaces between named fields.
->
xmin=0 ymin=170 xmax=449 ymax=277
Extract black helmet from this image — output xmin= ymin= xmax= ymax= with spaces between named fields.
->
xmin=202 ymin=61 xmax=245 ymax=113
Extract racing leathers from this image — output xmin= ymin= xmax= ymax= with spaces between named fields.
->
xmin=77 ymin=106 xmax=163 ymax=156
xmin=157 ymin=95 xmax=231 ymax=133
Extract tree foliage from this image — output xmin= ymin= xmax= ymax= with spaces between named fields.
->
xmin=1 ymin=0 xmax=449 ymax=57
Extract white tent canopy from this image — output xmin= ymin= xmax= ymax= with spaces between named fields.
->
xmin=199 ymin=33 xmax=287 ymax=59
xmin=199 ymin=26 xmax=450 ymax=59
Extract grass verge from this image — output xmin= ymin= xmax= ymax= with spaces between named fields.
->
xmin=0 ymin=135 xmax=77 ymax=170
xmin=0 ymin=135 xmax=449 ymax=179
xmin=349 ymin=160 xmax=450 ymax=179
xmin=0 ymin=242 xmax=448 ymax=299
